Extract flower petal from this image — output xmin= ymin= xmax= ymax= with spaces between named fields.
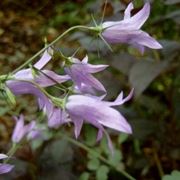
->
xmin=0 ymin=164 xmax=14 ymax=174
xmin=105 ymin=88 xmax=134 ymax=106
xmin=66 ymin=95 xmax=132 ymax=134
xmin=34 ymin=48 xmax=53 ymax=70
xmin=48 ymin=108 xmax=62 ymax=128
xmin=0 ymin=154 xmax=8 ymax=160
xmin=124 ymin=2 xmax=134 ymax=19
xmin=12 ymin=115 xmax=26 ymax=143
xmin=131 ymin=30 xmax=162 ymax=49
xmin=70 ymin=115 xmax=84 ymax=139
xmin=35 ymin=70 xmax=70 ymax=87
xmin=126 ymin=2 xmax=150 ymax=29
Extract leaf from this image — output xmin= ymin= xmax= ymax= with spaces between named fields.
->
xmin=87 ymin=158 xmax=100 ymax=171
xmin=130 ymin=119 xmax=157 ymax=140
xmin=165 ymin=10 xmax=180 ymax=24
xmin=110 ymin=53 xmax=137 ymax=75
xmin=38 ymin=139 xmax=75 ymax=180
xmin=118 ymin=133 xmax=129 ymax=144
xmin=96 ymin=165 xmax=109 ymax=180
xmin=5 ymin=86 xmax=16 ymax=106
xmin=100 ymin=137 xmax=111 ymax=155
xmin=39 ymin=139 xmax=73 ymax=167
xmin=79 ymin=172 xmax=90 ymax=180
xmin=162 ymin=170 xmax=180 ymax=180
xmin=108 ymin=149 xmax=123 ymax=166
xmin=160 ymin=40 xmax=180 ymax=56
xmin=84 ymin=125 xmax=97 ymax=146
xmin=129 ymin=59 xmax=168 ymax=96
xmin=165 ymin=0 xmax=180 ymax=5
xmin=0 ymin=107 xmax=10 ymax=116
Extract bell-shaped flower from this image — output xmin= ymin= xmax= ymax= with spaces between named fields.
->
xmin=12 ymin=49 xmax=70 ymax=87
xmin=66 ymin=89 xmax=133 ymax=140
xmin=7 ymin=81 xmax=53 ymax=116
xmin=0 ymin=154 xmax=14 ymax=174
xmin=65 ymin=55 xmax=108 ymax=92
xmin=101 ymin=2 xmax=162 ymax=53
xmin=12 ymin=115 xmax=36 ymax=143
xmin=7 ymin=81 xmax=66 ymax=130
xmin=48 ymin=107 xmax=69 ymax=128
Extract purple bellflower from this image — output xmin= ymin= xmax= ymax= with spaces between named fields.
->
xmin=65 ymin=55 xmax=108 ymax=93
xmin=12 ymin=115 xmax=36 ymax=143
xmin=0 ymin=154 xmax=14 ymax=175
xmin=48 ymin=107 xmax=69 ymax=128
xmin=12 ymin=49 xmax=70 ymax=87
xmin=101 ymin=2 xmax=162 ymax=53
xmin=7 ymin=81 xmax=67 ymax=130
xmin=66 ymin=89 xmax=134 ymax=143
xmin=6 ymin=49 xmax=69 ymax=127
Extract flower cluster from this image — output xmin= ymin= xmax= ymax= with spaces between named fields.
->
xmin=0 ymin=2 xmax=162 ymax=175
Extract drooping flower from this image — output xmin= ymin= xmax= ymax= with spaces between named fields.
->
xmin=7 ymin=81 xmax=53 ymax=115
xmin=66 ymin=89 xmax=133 ymax=140
xmin=65 ymin=55 xmax=108 ymax=92
xmin=101 ymin=2 xmax=162 ymax=53
xmin=12 ymin=115 xmax=36 ymax=143
xmin=7 ymin=80 xmax=66 ymax=130
xmin=47 ymin=107 xmax=69 ymax=128
xmin=12 ymin=49 xmax=70 ymax=87
xmin=0 ymin=154 xmax=14 ymax=175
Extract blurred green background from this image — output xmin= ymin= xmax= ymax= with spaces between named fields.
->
xmin=0 ymin=0 xmax=180 ymax=179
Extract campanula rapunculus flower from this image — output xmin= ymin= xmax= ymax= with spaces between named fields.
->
xmin=12 ymin=115 xmax=37 ymax=143
xmin=7 ymin=81 xmax=53 ymax=114
xmin=12 ymin=49 xmax=70 ymax=87
xmin=101 ymin=2 xmax=162 ymax=53
xmin=65 ymin=55 xmax=108 ymax=92
xmin=0 ymin=154 xmax=14 ymax=174
xmin=66 ymin=89 xmax=133 ymax=139
xmin=7 ymin=81 xmax=66 ymax=129
xmin=48 ymin=107 xmax=69 ymax=128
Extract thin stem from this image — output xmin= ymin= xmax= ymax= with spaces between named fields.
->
xmin=32 ymin=66 xmax=67 ymax=93
xmin=4 ymin=143 xmax=19 ymax=163
xmin=12 ymin=25 xmax=91 ymax=74
xmin=99 ymin=34 xmax=113 ymax=52
xmin=101 ymin=0 xmax=108 ymax=24
xmin=91 ymin=14 xmax=98 ymax=27
xmin=153 ymin=147 xmax=164 ymax=178
xmin=59 ymin=133 xmax=136 ymax=180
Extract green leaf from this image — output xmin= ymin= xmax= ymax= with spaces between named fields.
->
xmin=5 ymin=86 xmax=16 ymax=106
xmin=87 ymin=158 xmax=100 ymax=171
xmin=84 ymin=125 xmax=97 ymax=146
xmin=108 ymin=149 xmax=123 ymax=166
xmin=162 ymin=170 xmax=180 ymax=180
xmin=96 ymin=165 xmax=109 ymax=180
xmin=100 ymin=137 xmax=110 ymax=155
xmin=118 ymin=133 xmax=129 ymax=144
xmin=0 ymin=107 xmax=10 ymax=116
xmin=79 ymin=172 xmax=90 ymax=180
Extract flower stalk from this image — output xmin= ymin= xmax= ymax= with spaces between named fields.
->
xmin=12 ymin=25 xmax=92 ymax=74
xmin=59 ymin=133 xmax=136 ymax=180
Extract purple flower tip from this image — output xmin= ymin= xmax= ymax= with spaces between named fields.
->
xmin=101 ymin=2 xmax=162 ymax=52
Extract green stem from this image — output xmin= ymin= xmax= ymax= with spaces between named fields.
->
xmin=12 ymin=25 xmax=92 ymax=74
xmin=4 ymin=143 xmax=19 ymax=163
xmin=59 ymin=133 xmax=136 ymax=180
xmin=15 ymin=79 xmax=64 ymax=108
